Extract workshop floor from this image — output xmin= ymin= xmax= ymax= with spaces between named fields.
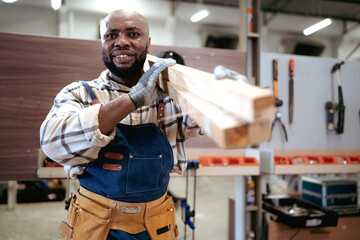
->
xmin=0 ymin=176 xmax=236 ymax=240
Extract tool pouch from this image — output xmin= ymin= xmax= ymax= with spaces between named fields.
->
xmin=144 ymin=195 xmax=178 ymax=240
xmin=59 ymin=193 xmax=111 ymax=240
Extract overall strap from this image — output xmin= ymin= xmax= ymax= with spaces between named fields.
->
xmin=78 ymin=81 xmax=100 ymax=104
xmin=157 ymin=99 xmax=165 ymax=120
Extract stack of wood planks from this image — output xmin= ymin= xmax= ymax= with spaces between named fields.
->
xmin=147 ymin=55 xmax=275 ymax=148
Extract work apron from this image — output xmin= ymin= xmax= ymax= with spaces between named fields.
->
xmin=60 ymin=81 xmax=177 ymax=240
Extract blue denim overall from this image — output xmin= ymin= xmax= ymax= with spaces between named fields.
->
xmin=77 ymin=82 xmax=174 ymax=239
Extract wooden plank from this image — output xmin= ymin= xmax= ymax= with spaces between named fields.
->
xmin=147 ymin=55 xmax=274 ymax=123
xmin=167 ymin=81 xmax=271 ymax=148
xmin=148 ymin=54 xmax=273 ymax=148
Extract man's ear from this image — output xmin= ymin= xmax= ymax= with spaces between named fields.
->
xmin=147 ymin=37 xmax=151 ymax=53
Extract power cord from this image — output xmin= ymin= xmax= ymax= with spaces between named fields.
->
xmin=289 ymin=228 xmax=300 ymax=240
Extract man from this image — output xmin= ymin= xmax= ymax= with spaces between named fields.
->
xmin=40 ymin=9 xmax=204 ymax=240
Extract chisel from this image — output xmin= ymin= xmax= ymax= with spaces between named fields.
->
xmin=289 ymin=58 xmax=294 ymax=124
xmin=272 ymin=59 xmax=283 ymax=107
xmin=331 ymin=61 xmax=345 ymax=133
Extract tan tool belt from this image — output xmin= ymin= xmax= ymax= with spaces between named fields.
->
xmin=59 ymin=186 xmax=178 ymax=240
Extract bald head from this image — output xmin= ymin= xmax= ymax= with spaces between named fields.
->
xmin=100 ymin=10 xmax=149 ymax=40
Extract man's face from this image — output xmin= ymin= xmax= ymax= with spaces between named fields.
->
xmin=101 ymin=11 xmax=151 ymax=80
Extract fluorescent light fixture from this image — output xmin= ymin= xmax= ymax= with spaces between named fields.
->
xmin=51 ymin=0 xmax=62 ymax=11
xmin=95 ymin=0 xmax=141 ymax=14
xmin=303 ymin=18 xmax=332 ymax=36
xmin=2 ymin=0 xmax=18 ymax=3
xmin=191 ymin=9 xmax=209 ymax=22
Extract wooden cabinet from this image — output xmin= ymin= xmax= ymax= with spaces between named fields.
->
xmin=268 ymin=216 xmax=360 ymax=240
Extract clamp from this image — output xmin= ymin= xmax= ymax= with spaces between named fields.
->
xmin=271 ymin=111 xmax=288 ymax=142
xmin=181 ymin=160 xmax=199 ymax=240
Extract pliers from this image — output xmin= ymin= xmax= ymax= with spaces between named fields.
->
xmin=271 ymin=111 xmax=288 ymax=142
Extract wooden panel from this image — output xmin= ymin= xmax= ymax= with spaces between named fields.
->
xmin=0 ymin=32 xmax=105 ymax=181
xmin=0 ymin=32 xmax=249 ymax=181
xmin=268 ymin=217 xmax=360 ymax=240
xmin=150 ymin=45 xmax=246 ymax=75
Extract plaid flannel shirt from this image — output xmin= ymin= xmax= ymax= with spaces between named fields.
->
xmin=40 ymin=69 xmax=204 ymax=178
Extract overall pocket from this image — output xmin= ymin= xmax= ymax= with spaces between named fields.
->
xmin=126 ymin=154 xmax=162 ymax=193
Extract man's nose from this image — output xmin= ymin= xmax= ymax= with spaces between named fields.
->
xmin=114 ymin=35 xmax=130 ymax=48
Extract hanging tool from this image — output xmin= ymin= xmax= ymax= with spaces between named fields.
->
xmin=181 ymin=160 xmax=199 ymax=240
xmin=288 ymin=58 xmax=294 ymax=124
xmin=325 ymin=61 xmax=345 ymax=134
xmin=272 ymin=59 xmax=283 ymax=107
xmin=270 ymin=59 xmax=288 ymax=142
xmin=271 ymin=111 xmax=288 ymax=142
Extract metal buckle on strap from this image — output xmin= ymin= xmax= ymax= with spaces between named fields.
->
xmin=121 ymin=206 xmax=141 ymax=214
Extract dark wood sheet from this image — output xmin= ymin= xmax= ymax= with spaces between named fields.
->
xmin=0 ymin=32 xmax=246 ymax=180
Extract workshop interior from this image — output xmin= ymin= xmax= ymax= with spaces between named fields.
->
xmin=0 ymin=0 xmax=360 ymax=239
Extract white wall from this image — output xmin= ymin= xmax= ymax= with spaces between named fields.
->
xmin=259 ymin=52 xmax=360 ymax=149
xmin=72 ymin=10 xmax=104 ymax=40
xmin=0 ymin=4 xmax=57 ymax=37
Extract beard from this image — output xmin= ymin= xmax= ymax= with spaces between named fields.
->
xmin=102 ymin=46 xmax=148 ymax=79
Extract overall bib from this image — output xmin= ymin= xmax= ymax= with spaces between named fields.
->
xmin=61 ymin=82 xmax=176 ymax=240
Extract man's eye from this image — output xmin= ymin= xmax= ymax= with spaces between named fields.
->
xmin=129 ymin=32 xmax=140 ymax=38
xmin=106 ymin=33 xmax=118 ymax=39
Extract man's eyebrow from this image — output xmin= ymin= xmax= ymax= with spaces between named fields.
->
xmin=126 ymin=26 xmax=141 ymax=31
xmin=105 ymin=27 xmax=142 ymax=35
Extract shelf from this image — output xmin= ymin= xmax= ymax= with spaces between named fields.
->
xmin=247 ymin=32 xmax=260 ymax=38
xmin=260 ymin=149 xmax=360 ymax=175
xmin=273 ymin=164 xmax=360 ymax=175
xmin=37 ymin=167 xmax=66 ymax=179
xmin=37 ymin=148 xmax=66 ymax=179
xmin=246 ymin=205 xmax=258 ymax=211
xmin=191 ymin=165 xmax=259 ymax=177
xmin=38 ymin=147 xmax=260 ymax=178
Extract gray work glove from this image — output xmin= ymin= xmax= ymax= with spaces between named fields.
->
xmin=129 ymin=58 xmax=176 ymax=108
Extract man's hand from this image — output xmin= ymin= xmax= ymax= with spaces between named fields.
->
xmin=128 ymin=58 xmax=176 ymax=108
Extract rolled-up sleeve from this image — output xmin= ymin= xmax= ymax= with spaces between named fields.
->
xmin=40 ymin=82 xmax=115 ymax=167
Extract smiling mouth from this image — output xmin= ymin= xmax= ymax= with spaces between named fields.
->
xmin=114 ymin=54 xmax=130 ymax=58
xmin=112 ymin=54 xmax=134 ymax=64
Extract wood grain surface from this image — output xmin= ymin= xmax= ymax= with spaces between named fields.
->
xmin=0 ymin=32 xmax=247 ymax=180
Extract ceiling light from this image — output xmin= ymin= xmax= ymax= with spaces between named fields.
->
xmin=303 ymin=18 xmax=332 ymax=36
xmin=95 ymin=0 xmax=141 ymax=14
xmin=191 ymin=9 xmax=209 ymax=23
xmin=51 ymin=0 xmax=62 ymax=11
xmin=2 ymin=0 xmax=18 ymax=3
